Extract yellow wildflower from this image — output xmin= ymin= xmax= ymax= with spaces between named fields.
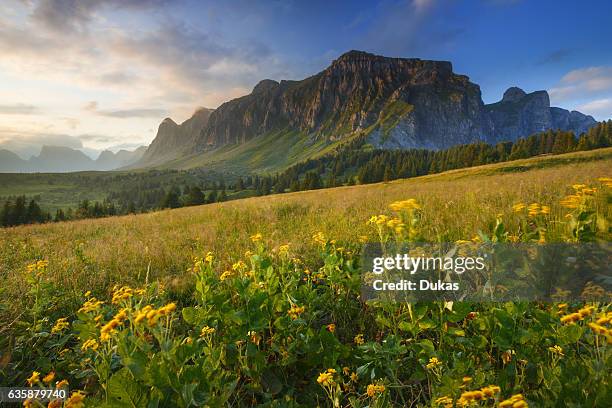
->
xmin=326 ymin=323 xmax=336 ymax=333
xmin=200 ymin=326 xmax=216 ymax=337
xmin=42 ymin=371 xmax=55 ymax=384
xmin=389 ymin=198 xmax=420 ymax=211
xmin=512 ymin=203 xmax=526 ymax=212
xmin=220 ymin=270 xmax=234 ymax=281
xmin=81 ymin=339 xmax=99 ymax=352
xmin=55 ymin=379 xmax=69 ymax=389
xmin=317 ymin=372 xmax=334 ymax=386
xmin=426 ymin=357 xmax=442 ymax=369
xmin=65 ymin=391 xmax=86 ymax=408
xmin=548 ymin=345 xmax=564 ymax=356
xmin=354 ymin=333 xmax=364 ymax=345
xmin=366 ymin=383 xmax=385 ymax=397
xmin=51 ymin=317 xmax=69 ymax=334
xmin=26 ymin=371 xmax=40 ymax=386
xmin=288 ymin=305 xmax=305 ymax=319
xmin=250 ymin=233 xmax=262 ymax=243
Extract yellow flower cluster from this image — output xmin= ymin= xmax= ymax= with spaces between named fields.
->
xmin=597 ymin=177 xmax=612 ymax=188
xmin=368 ymin=214 xmax=390 ymax=226
xmin=456 ymin=385 xmax=501 ymax=406
xmin=499 ymin=393 xmax=528 ymax=408
xmin=26 ymin=260 xmax=48 ymax=275
xmin=548 ymin=345 xmax=564 ymax=356
xmin=205 ymin=251 xmax=214 ymax=263
xmin=389 ymin=198 xmax=420 ymax=212
xmin=232 ymin=260 xmax=247 ymax=271
xmin=512 ymin=202 xmax=550 ymax=217
xmin=81 ymin=338 xmax=99 ymax=352
xmin=51 ymin=317 xmax=69 ymax=334
xmin=78 ymin=297 xmax=104 ymax=314
xmin=219 ymin=270 xmax=234 ymax=281
xmin=366 ymin=383 xmax=386 ymax=397
xmin=288 ymin=305 xmax=305 ymax=319
xmin=312 ymin=231 xmax=327 ymax=247
xmin=560 ymin=184 xmax=597 ymax=209
xmin=65 ymin=390 xmax=86 ymax=408
xmin=278 ymin=244 xmax=290 ymax=254
xmin=434 ymin=396 xmax=453 ymax=407
xmin=250 ymin=233 xmax=263 ymax=243
xmin=317 ymin=368 xmax=336 ymax=386
xmin=354 ymin=333 xmax=364 ymax=345
xmin=111 ymin=285 xmax=135 ymax=304
xmin=56 ymin=379 xmax=69 ymax=389
xmin=426 ymin=357 xmax=442 ymax=370
xmin=42 ymin=371 xmax=55 ymax=384
xmin=100 ymin=308 xmax=128 ymax=341
xmin=200 ymin=326 xmax=216 ymax=337
xmin=559 ymin=305 xmax=595 ymax=324
xmin=326 ymin=323 xmax=336 ymax=333
xmin=133 ymin=303 xmax=176 ymax=327
xmin=588 ymin=312 xmax=612 ymax=344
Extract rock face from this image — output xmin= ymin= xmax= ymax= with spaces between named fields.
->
xmin=96 ymin=146 xmax=147 ymax=170
xmin=140 ymin=108 xmax=213 ymax=166
xmin=138 ymin=50 xmax=599 ymax=168
xmin=194 ymin=50 xmax=491 ymax=151
xmin=485 ymin=87 xmax=596 ymax=142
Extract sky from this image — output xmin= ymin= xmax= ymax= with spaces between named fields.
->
xmin=1 ymin=0 xmax=611 ymax=159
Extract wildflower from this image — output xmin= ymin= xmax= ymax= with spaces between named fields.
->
xmin=312 ymin=231 xmax=327 ymax=246
xmin=288 ymin=305 xmax=305 ymax=319
xmin=317 ymin=372 xmax=334 ymax=386
xmin=26 ymin=371 xmax=40 ymax=386
xmin=462 ymin=376 xmax=472 ymax=384
xmin=527 ymin=203 xmax=541 ymax=217
xmin=56 ymin=379 xmax=69 ymax=389
xmin=560 ymin=312 xmax=582 ymax=324
xmin=81 ymin=339 xmax=99 ymax=352
xmin=597 ymin=177 xmax=612 ymax=188
xmin=42 ymin=371 xmax=55 ymax=384
xmin=512 ymin=203 xmax=526 ymax=212
xmin=426 ymin=357 xmax=442 ymax=370
xmin=389 ymin=199 xmax=420 ymax=211
xmin=435 ymin=396 xmax=453 ymax=407
xmin=354 ymin=333 xmax=364 ymax=345
xmin=278 ymin=244 xmax=290 ymax=254
xmin=548 ymin=345 xmax=564 ymax=356
xmin=350 ymin=372 xmax=358 ymax=382
xmin=182 ymin=337 xmax=193 ymax=345
xmin=200 ymin=326 xmax=216 ymax=337
xmin=65 ymin=391 xmax=86 ymax=408
xmin=232 ymin=260 xmax=247 ymax=271
xmin=47 ymin=399 xmax=62 ymax=408
xmin=560 ymin=194 xmax=582 ymax=209
xmin=220 ymin=270 xmax=234 ymax=281
xmin=250 ymin=233 xmax=263 ymax=243
xmin=51 ymin=317 xmax=70 ymax=334
xmin=499 ymin=394 xmax=527 ymax=408
xmin=83 ymin=290 xmax=91 ymax=297
xmin=78 ymin=297 xmax=104 ymax=314
xmin=247 ymin=330 xmax=261 ymax=345
xmin=540 ymin=205 xmax=550 ymax=215
xmin=326 ymin=323 xmax=336 ymax=333
xmin=134 ymin=305 xmax=153 ymax=324
xmin=588 ymin=323 xmax=608 ymax=335
xmin=366 ymin=383 xmax=385 ymax=397
xmin=111 ymin=285 xmax=134 ymax=304
xmin=158 ymin=303 xmax=176 ymax=316
xmin=358 ymin=235 xmax=369 ymax=243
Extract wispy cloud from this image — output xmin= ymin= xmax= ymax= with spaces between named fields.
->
xmin=0 ymin=104 xmax=40 ymax=114
xmin=576 ymin=98 xmax=612 ymax=119
xmin=549 ymin=66 xmax=612 ymax=102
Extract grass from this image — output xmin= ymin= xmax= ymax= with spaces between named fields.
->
xmin=1 ymin=148 xmax=610 ymax=304
xmin=0 ymin=148 xmax=610 ymax=406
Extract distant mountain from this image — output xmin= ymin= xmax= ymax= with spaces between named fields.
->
xmin=0 ymin=145 xmax=145 ymax=173
xmin=485 ymin=87 xmax=596 ymax=143
xmin=136 ymin=50 xmax=599 ymax=172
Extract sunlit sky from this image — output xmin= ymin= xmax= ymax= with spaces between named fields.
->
xmin=1 ymin=0 xmax=611 ymax=159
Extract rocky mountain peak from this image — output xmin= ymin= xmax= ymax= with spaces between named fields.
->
xmin=502 ymin=87 xmax=527 ymax=102
xmin=252 ymin=79 xmax=279 ymax=94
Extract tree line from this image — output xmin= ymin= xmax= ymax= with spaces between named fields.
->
xmin=2 ymin=120 xmax=610 ymax=227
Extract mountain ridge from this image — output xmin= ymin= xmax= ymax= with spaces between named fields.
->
xmin=136 ymin=50 xmax=597 ymax=171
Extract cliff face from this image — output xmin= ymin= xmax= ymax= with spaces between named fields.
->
xmin=485 ymin=87 xmax=596 ymax=142
xmin=140 ymin=108 xmax=213 ymax=166
xmin=195 ymin=51 xmax=491 ymax=151
xmin=138 ymin=50 xmax=599 ymax=169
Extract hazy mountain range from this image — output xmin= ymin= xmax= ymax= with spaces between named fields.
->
xmin=134 ymin=50 xmax=597 ymax=170
xmin=0 ymin=145 xmax=146 ymax=173
xmin=1 ymin=50 xmax=598 ymax=174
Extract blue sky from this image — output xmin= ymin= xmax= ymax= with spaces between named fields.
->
xmin=1 ymin=0 xmax=611 ymax=158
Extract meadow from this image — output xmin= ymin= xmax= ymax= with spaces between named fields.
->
xmin=0 ymin=148 xmax=610 ymax=407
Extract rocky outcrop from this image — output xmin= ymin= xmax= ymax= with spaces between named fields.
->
xmin=485 ymin=87 xmax=596 ymax=142
xmin=140 ymin=108 xmax=213 ymax=166
xmin=195 ymin=50 xmax=491 ymax=151
xmin=96 ymin=146 xmax=146 ymax=170
xmin=137 ymin=51 xmax=599 ymax=168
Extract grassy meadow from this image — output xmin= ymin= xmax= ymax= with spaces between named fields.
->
xmin=0 ymin=148 xmax=610 ymax=407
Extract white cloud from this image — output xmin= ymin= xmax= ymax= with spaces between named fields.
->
xmin=550 ymin=66 xmax=612 ymax=102
xmin=576 ymin=98 xmax=612 ymax=119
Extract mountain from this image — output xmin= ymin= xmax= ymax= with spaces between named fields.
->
xmin=136 ymin=51 xmax=599 ymax=172
xmin=485 ymin=87 xmax=596 ymax=143
xmin=96 ymin=146 xmax=147 ymax=170
xmin=139 ymin=108 xmax=213 ymax=166
xmin=0 ymin=145 xmax=146 ymax=173
xmin=0 ymin=149 xmax=29 ymax=172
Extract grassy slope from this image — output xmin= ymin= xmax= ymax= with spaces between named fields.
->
xmin=1 ymin=147 xmax=610 ymax=306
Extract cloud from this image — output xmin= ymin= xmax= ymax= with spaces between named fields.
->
xmin=0 ymin=104 xmax=40 ymax=114
xmin=83 ymin=101 xmax=167 ymax=118
xmin=549 ymin=66 xmax=612 ymax=102
xmin=576 ymin=98 xmax=612 ymax=120
xmin=30 ymin=0 xmax=174 ymax=34
xmin=0 ymin=127 xmax=85 ymax=158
